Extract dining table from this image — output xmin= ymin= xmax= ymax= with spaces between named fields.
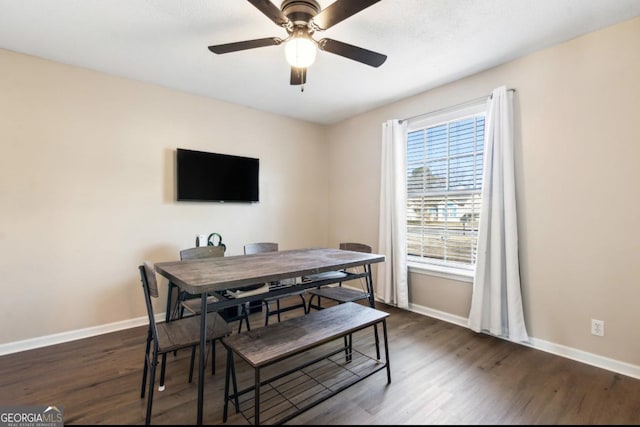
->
xmin=154 ymin=246 xmax=385 ymax=425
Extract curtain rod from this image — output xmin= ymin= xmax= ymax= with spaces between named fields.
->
xmin=400 ymin=88 xmax=516 ymax=124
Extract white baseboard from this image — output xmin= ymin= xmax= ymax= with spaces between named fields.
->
xmin=0 ymin=313 xmax=164 ymax=356
xmin=3 ymin=304 xmax=640 ymax=382
xmin=407 ymin=301 xmax=640 ymax=380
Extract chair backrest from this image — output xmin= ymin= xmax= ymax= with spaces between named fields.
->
xmin=139 ymin=261 xmax=161 ymax=343
xmin=180 ymin=245 xmax=225 ymax=260
xmin=244 ymin=243 xmax=280 ymax=288
xmin=339 ymin=242 xmax=372 ymax=254
xmin=178 ymin=247 xmax=225 ymax=304
xmin=244 ymin=242 xmax=278 ymax=255
xmin=142 ymin=260 xmax=159 ymax=297
xmin=339 ymin=243 xmax=372 ymax=281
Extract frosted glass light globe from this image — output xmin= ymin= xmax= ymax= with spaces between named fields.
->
xmin=285 ymin=36 xmax=317 ymax=68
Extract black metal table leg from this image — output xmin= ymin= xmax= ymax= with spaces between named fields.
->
xmin=255 ymin=367 xmax=261 ymax=425
xmin=197 ymin=293 xmax=207 ymax=424
xmin=383 ymin=319 xmax=391 ymax=383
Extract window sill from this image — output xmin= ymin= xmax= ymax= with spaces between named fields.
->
xmin=407 ymin=262 xmax=474 ymax=283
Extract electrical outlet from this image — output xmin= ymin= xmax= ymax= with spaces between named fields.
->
xmin=198 ymin=234 xmax=207 ymax=247
xmin=591 ymin=319 xmax=605 ymax=336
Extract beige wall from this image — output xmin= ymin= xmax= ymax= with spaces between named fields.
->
xmin=0 ymin=49 xmax=328 ymax=344
xmin=2 ymin=16 xmax=639 ymax=371
xmin=327 ymin=17 xmax=640 ymax=366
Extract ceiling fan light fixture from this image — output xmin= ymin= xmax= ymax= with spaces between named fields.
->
xmin=208 ymin=0 xmax=387 ymax=85
xmin=285 ymin=34 xmax=317 ymax=68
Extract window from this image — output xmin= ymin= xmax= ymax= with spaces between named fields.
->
xmin=406 ymin=102 xmax=486 ymax=272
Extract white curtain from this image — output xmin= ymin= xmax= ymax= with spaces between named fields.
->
xmin=377 ymin=119 xmax=409 ymax=309
xmin=468 ymin=86 xmax=529 ymax=342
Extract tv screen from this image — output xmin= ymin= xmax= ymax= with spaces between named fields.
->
xmin=176 ymin=148 xmax=259 ymax=202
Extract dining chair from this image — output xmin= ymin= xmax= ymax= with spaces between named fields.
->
xmin=166 ymin=246 xmax=225 ymax=321
xmin=178 ymin=246 xmax=251 ymax=334
xmin=138 ymin=261 xmax=232 ymax=425
xmin=244 ymin=242 xmax=308 ymax=325
xmin=305 ymin=242 xmax=375 ymax=311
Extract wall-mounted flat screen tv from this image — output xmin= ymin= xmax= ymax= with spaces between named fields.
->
xmin=176 ymin=148 xmax=259 ymax=203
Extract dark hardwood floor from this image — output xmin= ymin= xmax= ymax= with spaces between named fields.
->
xmin=1 ymin=299 xmax=639 ymax=425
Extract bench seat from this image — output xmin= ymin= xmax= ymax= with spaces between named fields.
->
xmin=222 ymin=302 xmax=391 ymax=425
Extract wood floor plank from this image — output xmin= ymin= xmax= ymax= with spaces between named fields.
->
xmin=1 ymin=300 xmax=639 ymax=425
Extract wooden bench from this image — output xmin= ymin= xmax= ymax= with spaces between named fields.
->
xmin=221 ymin=302 xmax=391 ymax=425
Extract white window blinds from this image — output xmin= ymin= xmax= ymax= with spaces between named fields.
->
xmin=406 ymin=103 xmax=486 ymax=268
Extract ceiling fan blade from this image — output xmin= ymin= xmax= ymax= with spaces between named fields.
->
xmin=290 ymin=67 xmax=307 ymax=85
xmin=247 ymin=0 xmax=290 ymax=27
xmin=311 ymin=0 xmax=381 ymax=31
xmin=208 ymin=37 xmax=283 ymax=54
xmin=318 ymin=38 xmax=387 ymax=67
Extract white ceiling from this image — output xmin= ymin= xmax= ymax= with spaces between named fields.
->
xmin=1 ymin=0 xmax=639 ymax=125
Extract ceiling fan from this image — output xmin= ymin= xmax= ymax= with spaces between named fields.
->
xmin=208 ymin=0 xmax=387 ymax=88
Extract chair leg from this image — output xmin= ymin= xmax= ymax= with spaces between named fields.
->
xmin=223 ymin=347 xmax=240 ymax=422
xmin=276 ymin=299 xmax=282 ymax=323
xmin=365 ymin=282 xmax=381 ymax=360
xmin=145 ymin=350 xmax=158 ymax=425
xmin=188 ymin=346 xmax=196 ymax=383
xmin=211 ymin=341 xmax=216 ymax=376
xmin=307 ymin=294 xmax=321 ymax=312
xmin=141 ymin=328 xmax=152 ymax=398
xmin=373 ymin=324 xmax=381 ymax=360
xmin=223 ymin=348 xmax=230 ymax=422
xmin=141 ymin=355 xmax=149 ymax=399
xmin=264 ymin=301 xmax=271 ymax=327
xmin=299 ymin=294 xmax=308 ymax=314
xmin=245 ymin=305 xmax=251 ymax=331
xmin=238 ymin=304 xmax=251 ymax=333
xmin=230 ymin=352 xmax=239 ymax=413
xmin=343 ymin=334 xmax=354 ymax=363
xmin=170 ymin=289 xmax=183 ymax=322
xmin=165 ymin=283 xmax=175 ymax=323
xmin=170 ymin=291 xmax=187 ymax=358
xmin=159 ymin=353 xmax=168 ymax=391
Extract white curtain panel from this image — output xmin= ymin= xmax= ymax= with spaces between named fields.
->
xmin=468 ymin=86 xmax=529 ymax=342
xmin=377 ymin=119 xmax=409 ymax=309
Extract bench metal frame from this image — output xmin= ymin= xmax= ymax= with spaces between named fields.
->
xmin=222 ymin=303 xmax=391 ymax=425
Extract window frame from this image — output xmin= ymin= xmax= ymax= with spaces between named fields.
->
xmin=405 ymin=101 xmax=487 ymax=280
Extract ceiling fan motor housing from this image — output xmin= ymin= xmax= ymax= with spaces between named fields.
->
xmin=281 ymin=0 xmax=320 ymax=26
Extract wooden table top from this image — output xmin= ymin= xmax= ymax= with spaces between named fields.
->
xmin=154 ymin=247 xmax=385 ymax=295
